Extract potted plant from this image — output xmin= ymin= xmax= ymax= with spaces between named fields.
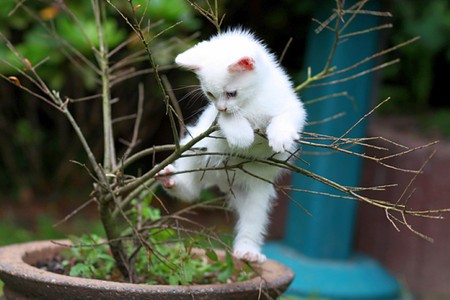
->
xmin=0 ymin=1 xmax=447 ymax=299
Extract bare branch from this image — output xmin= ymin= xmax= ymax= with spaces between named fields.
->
xmin=122 ymin=83 xmax=145 ymax=161
xmin=333 ymin=97 xmax=391 ymax=145
xmin=161 ymin=74 xmax=186 ymax=138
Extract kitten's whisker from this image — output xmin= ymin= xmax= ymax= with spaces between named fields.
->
xmin=179 ymin=88 xmax=204 ymax=104
xmin=185 ymin=106 xmax=207 ymax=122
xmin=170 ymin=84 xmax=201 ymax=92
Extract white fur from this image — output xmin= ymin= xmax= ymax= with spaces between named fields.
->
xmin=158 ymin=29 xmax=306 ymax=263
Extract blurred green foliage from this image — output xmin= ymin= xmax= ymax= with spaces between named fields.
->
xmin=14 ymin=119 xmax=44 ymax=145
xmin=380 ymin=0 xmax=450 ymax=134
xmin=421 ymin=109 xmax=450 ymax=138
xmin=0 ymin=0 xmax=315 ymax=197
xmin=0 ymin=214 xmax=103 ymax=246
xmin=0 ymin=0 xmax=203 ymax=197
xmin=0 ymin=0 xmax=199 ymax=88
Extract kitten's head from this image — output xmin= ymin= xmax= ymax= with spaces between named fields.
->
xmin=176 ymin=29 xmax=264 ymax=114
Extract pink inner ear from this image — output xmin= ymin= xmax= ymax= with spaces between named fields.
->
xmin=228 ymin=57 xmax=255 ymax=72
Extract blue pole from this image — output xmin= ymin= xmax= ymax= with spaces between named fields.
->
xmin=264 ymin=1 xmax=400 ymax=298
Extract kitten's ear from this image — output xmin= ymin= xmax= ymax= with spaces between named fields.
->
xmin=175 ymin=49 xmax=201 ymax=72
xmin=228 ymin=57 xmax=255 ymax=72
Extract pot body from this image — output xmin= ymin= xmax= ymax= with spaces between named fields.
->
xmin=0 ymin=240 xmax=294 ymax=300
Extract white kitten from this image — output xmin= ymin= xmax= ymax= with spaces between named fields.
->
xmin=157 ymin=29 xmax=306 ymax=263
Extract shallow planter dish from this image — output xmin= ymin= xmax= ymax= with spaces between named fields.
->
xmin=0 ymin=240 xmax=294 ymax=300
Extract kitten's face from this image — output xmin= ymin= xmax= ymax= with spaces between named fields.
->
xmin=196 ymin=57 xmax=257 ymax=114
xmin=176 ymin=39 xmax=259 ymax=114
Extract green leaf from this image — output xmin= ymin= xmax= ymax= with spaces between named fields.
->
xmin=147 ymin=206 xmax=161 ymax=221
xmin=69 ymin=263 xmax=91 ymax=277
xmin=205 ymin=249 xmax=219 ymax=262
xmin=96 ymin=253 xmax=114 ymax=262
xmin=225 ymin=251 xmax=234 ymax=268
xmin=168 ymin=274 xmax=180 ymax=286
xmin=182 ymin=261 xmax=194 ymax=283
xmin=217 ymin=266 xmax=233 ymax=283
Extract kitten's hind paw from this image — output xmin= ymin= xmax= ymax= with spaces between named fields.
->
xmin=155 ymin=164 xmax=176 ymax=189
xmin=233 ymin=240 xmax=266 ymax=264
xmin=233 ymin=249 xmax=267 ymax=264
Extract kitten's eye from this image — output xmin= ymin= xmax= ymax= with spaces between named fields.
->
xmin=205 ymin=91 xmax=216 ymax=100
xmin=225 ymin=91 xmax=237 ymax=98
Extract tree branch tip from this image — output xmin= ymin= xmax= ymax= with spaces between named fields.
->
xmin=7 ymin=76 xmax=21 ymax=86
xmin=133 ymin=4 xmax=141 ymax=12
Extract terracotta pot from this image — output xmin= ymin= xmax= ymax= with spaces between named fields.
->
xmin=0 ymin=240 xmax=294 ymax=300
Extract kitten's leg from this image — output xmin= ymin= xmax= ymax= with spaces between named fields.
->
xmin=229 ymin=183 xmax=275 ymax=264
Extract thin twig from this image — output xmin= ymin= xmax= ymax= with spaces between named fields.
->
xmin=122 ymin=82 xmax=145 ymax=161
xmin=333 ymin=97 xmax=391 ymax=145
xmin=279 ymin=37 xmax=293 ymax=64
xmin=53 ymin=199 xmax=95 ymax=228
xmin=161 ymin=74 xmax=186 ymax=138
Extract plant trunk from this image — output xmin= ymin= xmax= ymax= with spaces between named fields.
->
xmin=99 ymin=199 xmax=136 ymax=282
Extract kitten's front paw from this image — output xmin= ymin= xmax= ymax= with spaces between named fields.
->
xmin=267 ymin=128 xmax=299 ymax=153
xmin=233 ymin=242 xmax=266 ymax=264
xmin=226 ymin=131 xmax=254 ymax=149
xmin=155 ymin=164 xmax=176 ymax=188
xmin=218 ymin=114 xmax=254 ymax=149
